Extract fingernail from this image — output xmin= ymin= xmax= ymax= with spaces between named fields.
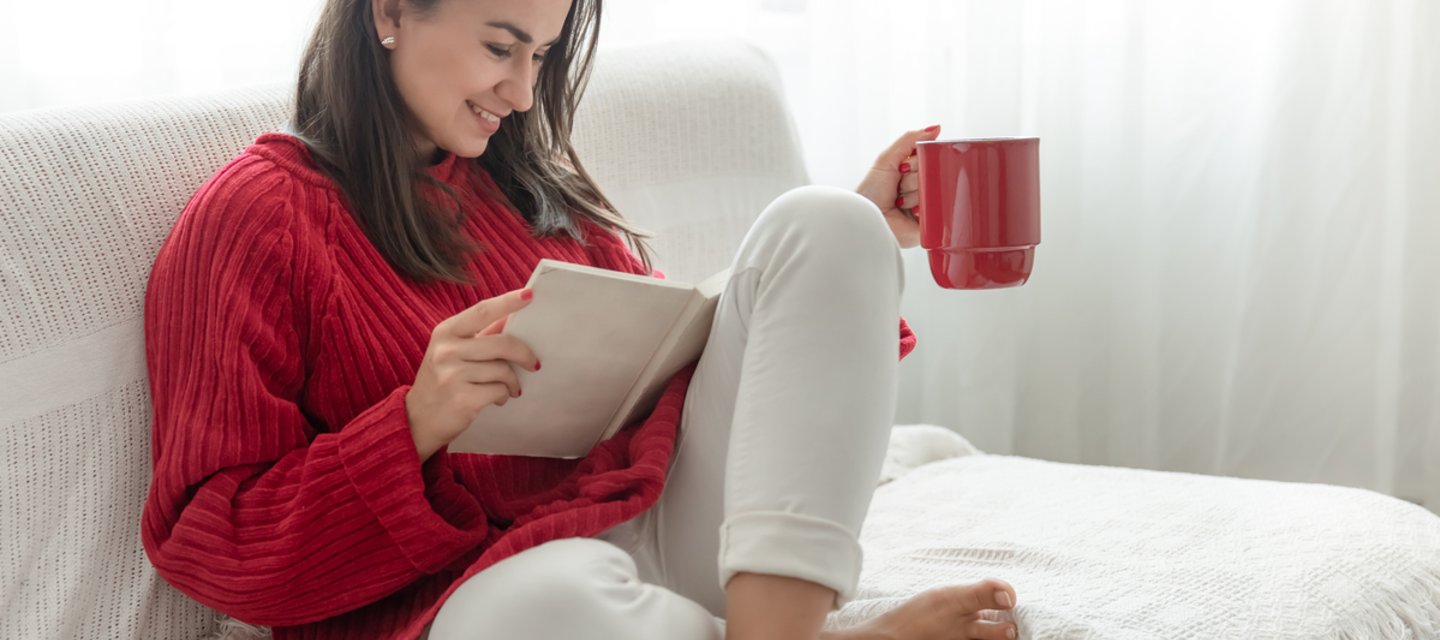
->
xmin=924 ymin=124 xmax=940 ymax=132
xmin=517 ymin=388 xmax=523 ymax=397
xmin=997 ymin=590 xmax=1012 ymax=608
xmin=899 ymin=163 xmax=911 ymax=173
xmin=520 ymin=288 xmax=533 ymax=301
xmin=534 ymin=360 xmax=542 ymax=371
xmin=895 ymin=196 xmax=905 ymax=207
xmin=1007 ymin=628 xmax=1017 ymax=640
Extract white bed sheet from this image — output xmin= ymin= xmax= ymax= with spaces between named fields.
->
xmin=835 ymin=425 xmax=1440 ymax=640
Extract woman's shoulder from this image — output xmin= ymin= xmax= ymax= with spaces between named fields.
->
xmin=241 ymin=132 xmax=343 ymax=191
xmin=196 ymin=131 xmax=341 ymax=205
xmin=153 ymin=133 xmax=348 ymax=299
xmin=175 ymin=132 xmax=338 ymax=241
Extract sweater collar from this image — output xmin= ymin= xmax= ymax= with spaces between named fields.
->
xmin=425 ymin=148 xmax=463 ymax=183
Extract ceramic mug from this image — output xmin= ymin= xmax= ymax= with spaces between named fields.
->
xmin=916 ymin=137 xmax=1041 ymax=289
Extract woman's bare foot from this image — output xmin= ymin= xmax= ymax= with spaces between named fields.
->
xmin=821 ymin=579 xmax=1019 ymax=640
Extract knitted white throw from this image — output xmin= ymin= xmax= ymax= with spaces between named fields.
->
xmin=212 ymin=426 xmax=1440 ymax=639
xmin=828 ymin=427 xmax=1440 ymax=640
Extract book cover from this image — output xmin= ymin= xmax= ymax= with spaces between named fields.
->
xmin=446 ymin=259 xmax=730 ymax=458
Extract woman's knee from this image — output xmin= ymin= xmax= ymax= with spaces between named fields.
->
xmin=755 ymin=185 xmax=899 ymax=264
xmin=428 ymin=538 xmax=640 ymax=639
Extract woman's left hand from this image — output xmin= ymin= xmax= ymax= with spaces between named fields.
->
xmin=856 ymin=124 xmax=941 ymax=249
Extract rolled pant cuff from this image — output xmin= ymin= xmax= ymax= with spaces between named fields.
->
xmin=717 ymin=511 xmax=863 ymax=610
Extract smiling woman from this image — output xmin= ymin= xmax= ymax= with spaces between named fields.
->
xmin=292 ymin=0 xmax=652 ymax=284
xmin=138 ymin=0 xmax=984 ymax=639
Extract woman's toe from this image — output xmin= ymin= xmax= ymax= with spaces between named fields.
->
xmin=967 ymin=618 xmax=1018 ymax=640
xmin=931 ymin=578 xmax=1016 ymax=616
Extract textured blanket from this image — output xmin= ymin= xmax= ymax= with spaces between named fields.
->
xmin=830 ymin=426 xmax=1440 ymax=640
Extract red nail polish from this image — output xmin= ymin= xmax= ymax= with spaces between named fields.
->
xmin=899 ymin=163 xmax=911 ymax=173
xmin=517 ymin=388 xmax=522 ymax=397
xmin=924 ymin=124 xmax=940 ymax=132
xmin=520 ymin=288 xmax=533 ymax=301
xmin=534 ymin=360 xmax=541 ymax=371
xmin=895 ymin=197 xmax=905 ymax=207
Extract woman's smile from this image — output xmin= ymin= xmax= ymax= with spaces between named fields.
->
xmin=467 ymin=101 xmax=504 ymax=134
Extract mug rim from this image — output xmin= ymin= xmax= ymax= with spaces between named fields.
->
xmin=918 ymin=136 xmax=1039 ymax=144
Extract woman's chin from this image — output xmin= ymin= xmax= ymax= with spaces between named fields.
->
xmin=441 ymin=136 xmax=489 ymax=160
xmin=465 ymin=142 xmax=490 ymax=160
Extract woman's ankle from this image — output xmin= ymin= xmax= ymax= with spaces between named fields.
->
xmin=724 ymin=572 xmax=834 ymax=640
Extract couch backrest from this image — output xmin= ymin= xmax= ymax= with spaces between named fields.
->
xmin=572 ymin=41 xmax=810 ymax=283
xmin=0 ymin=39 xmax=806 ymax=640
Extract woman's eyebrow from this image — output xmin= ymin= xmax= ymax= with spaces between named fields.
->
xmin=485 ymin=21 xmax=561 ymax=46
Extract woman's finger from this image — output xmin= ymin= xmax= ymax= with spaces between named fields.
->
xmin=477 ymin=313 xmax=509 ymax=336
xmin=898 ymin=154 xmax=918 ymax=175
xmin=896 ymin=192 xmax=917 ymax=210
xmin=461 ymin=360 xmax=522 ymax=399
xmin=900 ymin=172 xmax=918 ymax=194
xmin=465 ymin=381 xmax=514 ymax=410
xmin=454 ymin=334 xmax=540 ymax=372
xmin=447 ymin=288 xmax=534 ymax=338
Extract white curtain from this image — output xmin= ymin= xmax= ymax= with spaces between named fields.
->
xmin=612 ymin=0 xmax=1440 ymax=512
xmin=5 ymin=0 xmax=1437 ymax=512
xmin=0 ymin=0 xmax=322 ymax=112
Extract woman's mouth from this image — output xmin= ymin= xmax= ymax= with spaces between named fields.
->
xmin=468 ymin=101 xmax=502 ymax=133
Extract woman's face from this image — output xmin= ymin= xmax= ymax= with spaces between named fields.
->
xmin=373 ymin=0 xmax=573 ymax=160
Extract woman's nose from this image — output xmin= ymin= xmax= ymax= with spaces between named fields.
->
xmin=498 ymin=61 xmax=537 ymax=113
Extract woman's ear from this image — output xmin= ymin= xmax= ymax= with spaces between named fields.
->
xmin=373 ymin=0 xmax=402 ymax=47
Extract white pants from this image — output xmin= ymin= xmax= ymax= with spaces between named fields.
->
xmin=425 ymin=185 xmax=906 ymax=640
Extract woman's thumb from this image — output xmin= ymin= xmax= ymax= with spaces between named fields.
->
xmin=882 ymin=125 xmax=942 ymax=168
xmin=910 ymin=124 xmax=943 ymax=151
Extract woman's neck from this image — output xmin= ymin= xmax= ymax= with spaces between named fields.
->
xmin=413 ymin=132 xmax=445 ymax=166
xmin=426 ymin=146 xmax=449 ymax=167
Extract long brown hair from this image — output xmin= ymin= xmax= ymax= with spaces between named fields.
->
xmin=292 ymin=0 xmax=652 ymax=284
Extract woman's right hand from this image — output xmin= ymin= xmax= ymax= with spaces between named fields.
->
xmin=405 ymin=288 xmax=541 ymax=462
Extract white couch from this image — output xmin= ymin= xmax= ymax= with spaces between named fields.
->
xmin=4 ymin=40 xmax=1439 ymax=640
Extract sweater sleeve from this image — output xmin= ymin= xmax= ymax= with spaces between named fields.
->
xmin=899 ymin=316 xmax=917 ymax=361
xmin=140 ymin=166 xmax=490 ymax=627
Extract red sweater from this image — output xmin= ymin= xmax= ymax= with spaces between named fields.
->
xmin=143 ymin=133 xmax=917 ymax=640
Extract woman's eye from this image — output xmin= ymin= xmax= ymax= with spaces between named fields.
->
xmin=487 ymin=44 xmax=545 ymax=65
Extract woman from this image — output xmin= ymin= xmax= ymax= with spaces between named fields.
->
xmin=141 ymin=0 xmax=1020 ymax=638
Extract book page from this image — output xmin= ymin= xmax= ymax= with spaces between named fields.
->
xmin=602 ymin=267 xmax=732 ymax=439
xmin=446 ymin=260 xmax=694 ymax=458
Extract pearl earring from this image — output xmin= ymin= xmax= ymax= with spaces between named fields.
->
xmin=382 ymin=36 xmax=396 ymax=46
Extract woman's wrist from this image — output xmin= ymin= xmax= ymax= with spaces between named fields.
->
xmin=413 ymin=435 xmax=440 ymax=464
xmin=404 ymin=391 xmax=442 ymax=463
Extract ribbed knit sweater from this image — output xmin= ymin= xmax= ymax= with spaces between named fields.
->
xmin=142 ymin=132 xmax=917 ymax=640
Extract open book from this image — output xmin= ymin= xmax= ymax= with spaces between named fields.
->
xmin=447 ymin=259 xmax=732 ymax=458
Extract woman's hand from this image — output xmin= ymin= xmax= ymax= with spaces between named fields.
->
xmin=856 ymin=124 xmax=942 ymax=249
xmin=405 ymin=288 xmax=541 ymax=463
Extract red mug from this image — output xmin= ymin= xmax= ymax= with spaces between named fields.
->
xmin=916 ymin=137 xmax=1041 ymax=289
